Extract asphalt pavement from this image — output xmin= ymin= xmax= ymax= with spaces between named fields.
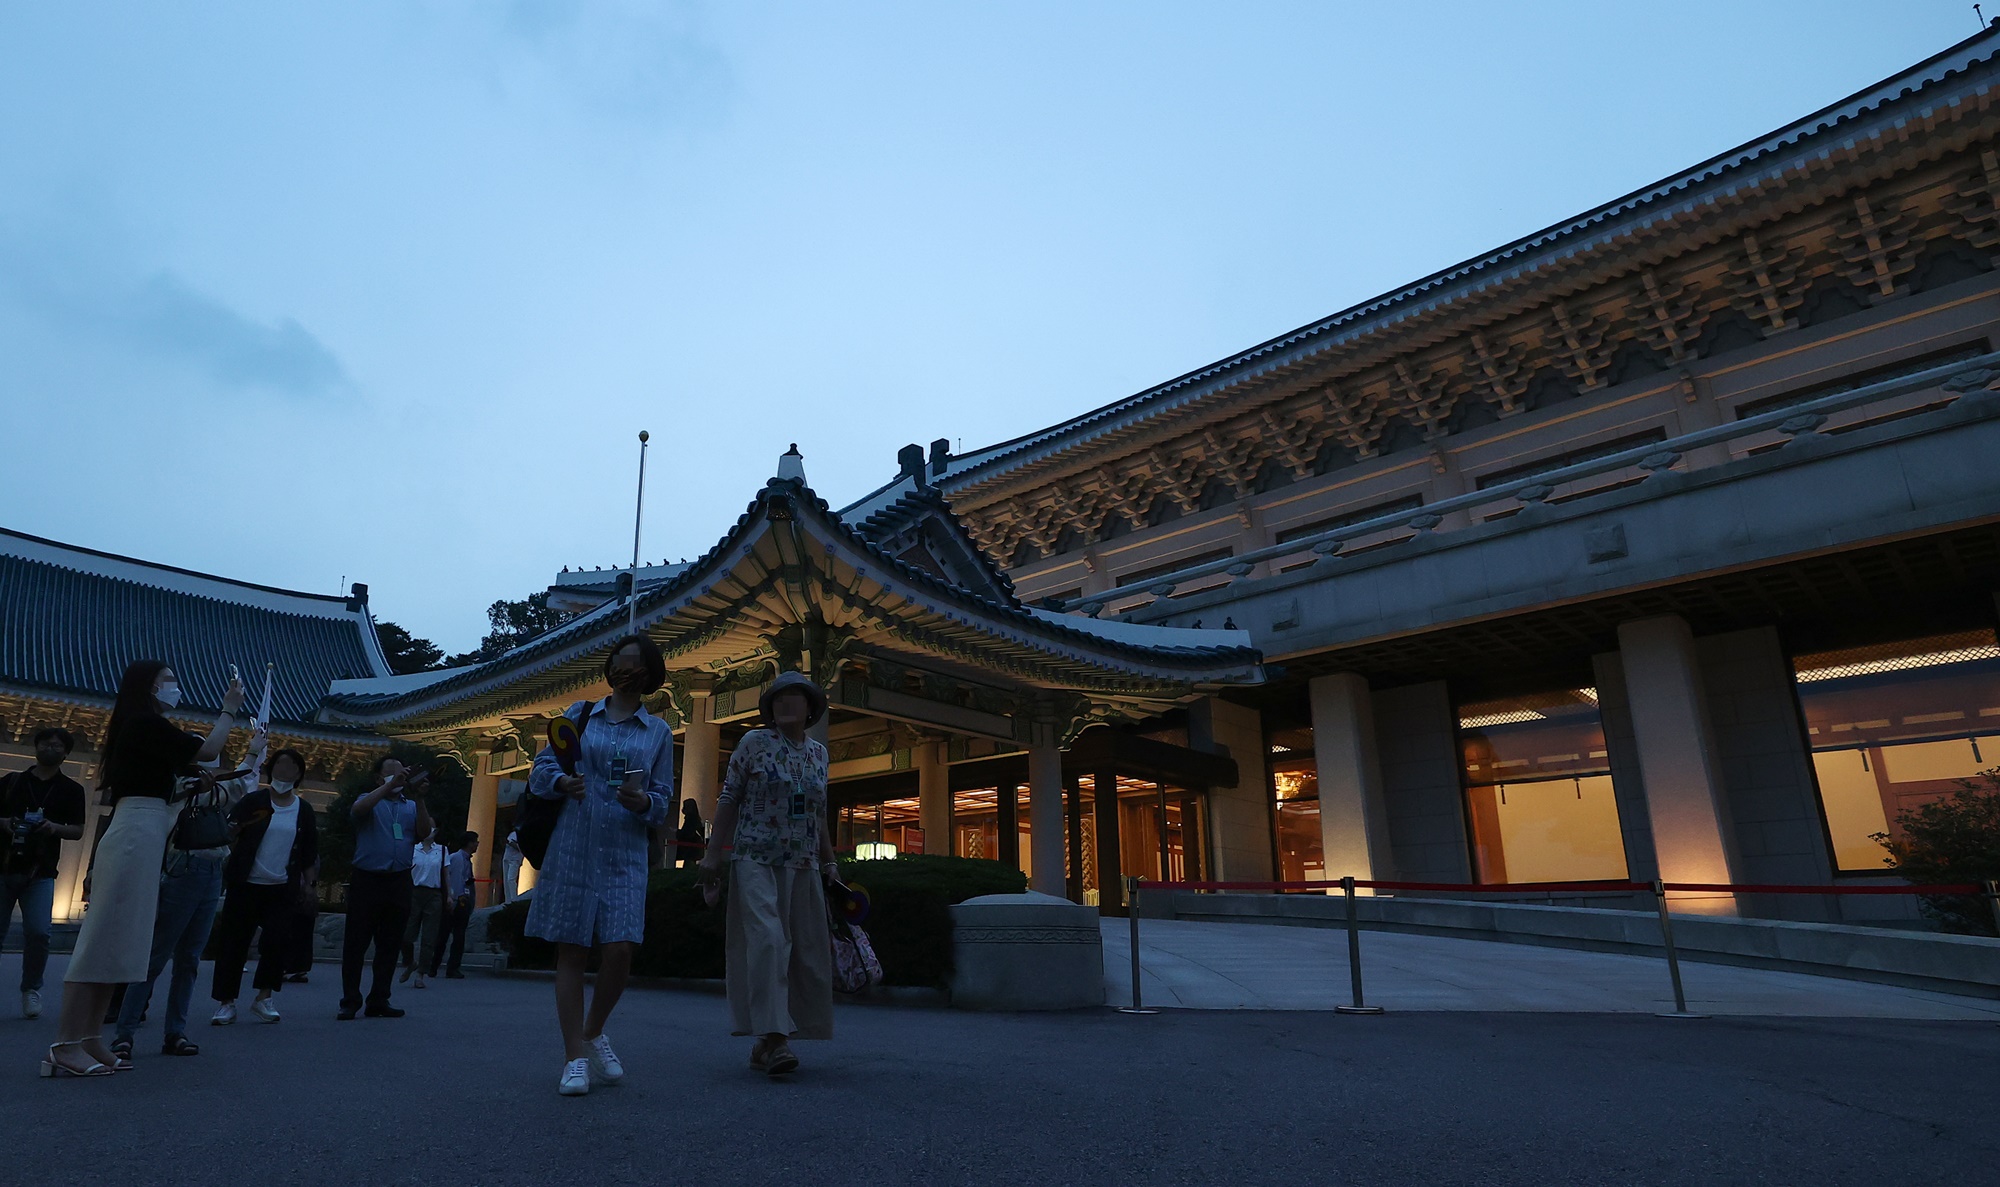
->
xmin=2 ymin=955 xmax=1996 ymax=1187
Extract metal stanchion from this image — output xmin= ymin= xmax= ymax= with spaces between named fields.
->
xmin=1334 ymin=875 xmax=1384 ymax=1015
xmin=1651 ymin=878 xmax=1706 ymax=1019
xmin=1117 ymin=875 xmax=1158 ymax=1015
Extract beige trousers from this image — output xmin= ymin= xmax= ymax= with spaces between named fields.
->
xmin=725 ymin=860 xmax=833 ymax=1040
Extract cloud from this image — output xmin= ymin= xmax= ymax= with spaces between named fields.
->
xmin=476 ymin=0 xmax=730 ymax=129
xmin=0 ymin=228 xmax=349 ymax=397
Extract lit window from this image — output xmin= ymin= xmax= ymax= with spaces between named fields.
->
xmin=1793 ymin=629 xmax=2000 ymax=873
xmin=1458 ymin=689 xmax=1628 ymax=884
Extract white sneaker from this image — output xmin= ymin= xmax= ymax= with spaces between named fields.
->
xmin=587 ymin=1034 xmax=624 ymax=1084
xmin=250 ymin=998 xmax=280 ymax=1023
xmin=21 ymin=990 xmax=41 ymax=1019
xmin=558 ymin=1058 xmax=591 ymax=1096
xmin=210 ymin=1002 xmax=236 ymax=1026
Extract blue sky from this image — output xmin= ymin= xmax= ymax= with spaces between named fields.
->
xmin=0 ymin=1 xmax=1978 ymax=652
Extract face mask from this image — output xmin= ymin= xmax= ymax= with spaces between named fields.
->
xmin=271 ymin=780 xmax=297 ymax=795
xmin=157 ymin=682 xmax=183 ymax=709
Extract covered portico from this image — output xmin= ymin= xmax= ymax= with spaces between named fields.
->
xmin=320 ymin=452 xmax=1262 ymax=912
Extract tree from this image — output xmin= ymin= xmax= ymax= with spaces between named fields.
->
xmin=445 ymin=591 xmax=576 ymax=667
xmin=374 ymin=620 xmax=446 ymax=674
xmin=1876 ymin=775 xmax=2000 ymax=936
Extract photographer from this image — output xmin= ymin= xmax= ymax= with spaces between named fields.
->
xmin=0 ymin=727 xmax=88 ymax=1021
xmin=337 ymin=755 xmax=432 ymax=1021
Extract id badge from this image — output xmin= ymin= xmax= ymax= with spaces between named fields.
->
xmin=788 ymin=776 xmax=808 ymax=820
xmin=392 ymin=821 xmax=404 ymax=840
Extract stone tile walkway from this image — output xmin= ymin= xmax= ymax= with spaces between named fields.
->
xmin=1101 ymin=917 xmax=2000 ymax=1018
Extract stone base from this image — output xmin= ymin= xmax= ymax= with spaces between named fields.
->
xmin=949 ymin=891 xmax=1105 ymax=1010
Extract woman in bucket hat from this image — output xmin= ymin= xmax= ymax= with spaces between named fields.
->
xmin=698 ymin=670 xmax=835 ymax=1075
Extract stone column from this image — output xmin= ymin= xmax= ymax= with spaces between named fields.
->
xmin=1617 ymin=615 xmax=1739 ymax=914
xmin=1027 ymin=745 xmax=1065 ymax=895
xmin=681 ymin=691 xmax=722 ymax=821
xmin=466 ymin=771 xmax=500 ymax=907
xmin=1188 ymin=696 xmax=1274 ymax=882
xmin=996 ymin=779 xmax=1020 ymax=872
xmin=1308 ymin=672 xmax=1394 ymax=883
xmin=917 ymin=740 xmax=949 ymax=856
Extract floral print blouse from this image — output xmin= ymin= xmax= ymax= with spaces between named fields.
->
xmin=719 ymin=728 xmax=828 ymax=869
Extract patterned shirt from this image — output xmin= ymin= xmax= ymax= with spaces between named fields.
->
xmin=719 ymin=729 xmax=828 ymax=869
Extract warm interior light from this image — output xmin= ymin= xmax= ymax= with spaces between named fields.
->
xmin=854 ymin=841 xmax=898 ymax=860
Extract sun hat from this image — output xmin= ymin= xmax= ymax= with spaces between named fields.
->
xmin=759 ymin=670 xmax=827 ymax=727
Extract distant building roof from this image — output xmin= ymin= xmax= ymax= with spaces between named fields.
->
xmin=0 ymin=527 xmax=392 ymax=724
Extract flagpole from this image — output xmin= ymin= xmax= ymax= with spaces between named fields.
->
xmin=629 ymin=430 xmax=649 ymax=636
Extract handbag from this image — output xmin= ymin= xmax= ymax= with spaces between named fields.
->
xmin=171 ymin=784 xmax=232 ymax=852
xmin=826 ymin=880 xmax=883 ymax=994
xmin=518 ymin=701 xmax=590 ymax=870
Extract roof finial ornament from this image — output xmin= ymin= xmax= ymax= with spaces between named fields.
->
xmin=777 ymin=444 xmax=806 ymax=484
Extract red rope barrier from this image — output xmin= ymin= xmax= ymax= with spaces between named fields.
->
xmin=1133 ymin=877 xmax=1989 ymax=896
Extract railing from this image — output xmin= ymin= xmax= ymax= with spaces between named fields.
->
xmin=1115 ymin=875 xmax=2000 ymax=1018
xmin=1062 ymin=349 xmax=2000 ymax=615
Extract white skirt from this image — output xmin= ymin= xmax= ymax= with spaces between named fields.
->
xmin=66 ymin=797 xmax=176 ymax=985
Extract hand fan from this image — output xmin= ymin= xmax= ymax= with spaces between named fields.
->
xmin=547 ymin=714 xmax=583 ymax=775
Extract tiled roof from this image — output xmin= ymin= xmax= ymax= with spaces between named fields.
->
xmin=0 ymin=528 xmax=391 ymax=724
xmin=900 ymin=25 xmax=2000 ymax=499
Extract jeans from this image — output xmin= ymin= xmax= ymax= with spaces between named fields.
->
xmin=116 ymin=854 xmax=225 ymax=1042
xmin=0 ymin=873 xmax=56 ymax=992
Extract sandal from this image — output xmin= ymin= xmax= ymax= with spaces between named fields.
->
xmin=109 ymin=1038 xmax=133 ymax=1061
xmin=39 ymin=1040 xmax=113 ymax=1079
xmin=763 ymin=1041 xmax=799 ymax=1076
xmin=162 ymin=1035 xmax=200 ymax=1057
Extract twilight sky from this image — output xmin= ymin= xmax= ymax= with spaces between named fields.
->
xmin=0 ymin=1 xmax=1978 ymax=652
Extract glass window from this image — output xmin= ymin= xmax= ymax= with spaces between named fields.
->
xmin=1793 ymin=629 xmax=2000 ymax=873
xmin=1458 ymin=689 xmax=1628 ymax=884
xmin=1268 ymin=727 xmax=1324 ymax=883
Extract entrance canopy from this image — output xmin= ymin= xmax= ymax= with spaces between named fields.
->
xmin=319 ymin=451 xmax=1262 ymax=750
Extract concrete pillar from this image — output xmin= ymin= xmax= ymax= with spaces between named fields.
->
xmin=1307 ymin=673 xmax=1394 ymax=882
xmin=996 ymin=779 xmax=1020 ymax=872
xmin=681 ymin=693 xmax=722 ymax=821
xmin=917 ymin=740 xmax=949 ymax=856
xmin=1027 ymin=745 xmax=1064 ymax=895
xmin=466 ymin=771 xmax=500 ymax=907
xmin=1616 ymin=615 xmax=1740 ymax=914
xmin=1188 ymin=696 xmax=1274 ymax=882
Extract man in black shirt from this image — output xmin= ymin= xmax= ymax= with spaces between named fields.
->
xmin=1 ymin=727 xmax=89 ymax=1020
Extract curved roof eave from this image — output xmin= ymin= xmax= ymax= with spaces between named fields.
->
xmin=321 ymin=479 xmax=1262 ymax=730
xmin=922 ymin=26 xmax=2000 ymax=499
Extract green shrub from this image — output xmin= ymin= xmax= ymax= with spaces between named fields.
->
xmin=1876 ymin=774 xmax=2000 ymax=936
xmin=487 ymin=854 xmax=1026 ymax=986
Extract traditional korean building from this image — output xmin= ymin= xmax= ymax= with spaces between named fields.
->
xmin=319 ymin=453 xmax=1263 ymax=909
xmin=884 ymin=27 xmax=2000 ymax=921
xmin=0 ymin=527 xmax=392 ymax=922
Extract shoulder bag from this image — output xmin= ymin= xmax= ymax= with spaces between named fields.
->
xmin=172 ymin=783 xmax=233 ymax=852
xmin=517 ymin=701 xmax=590 ymax=870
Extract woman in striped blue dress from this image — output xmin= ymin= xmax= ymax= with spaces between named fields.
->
xmin=524 ymin=634 xmax=675 ymax=1097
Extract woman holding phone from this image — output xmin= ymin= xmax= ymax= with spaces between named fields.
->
xmin=524 ymin=634 xmax=675 ymax=1097
xmin=44 ymin=659 xmax=242 ymax=1078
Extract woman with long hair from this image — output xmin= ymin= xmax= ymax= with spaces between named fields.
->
xmin=524 ymin=634 xmax=675 ymax=1097
xmin=45 ymin=659 xmax=242 ymax=1078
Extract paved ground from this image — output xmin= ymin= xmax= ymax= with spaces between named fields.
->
xmin=1105 ymin=918 xmax=2000 ymax=1018
xmin=4 ymin=955 xmax=1998 ymax=1186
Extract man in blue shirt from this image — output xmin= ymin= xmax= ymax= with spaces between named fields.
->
xmin=339 ymin=757 xmax=433 ymax=1021
xmin=433 ymin=832 xmax=478 ymax=980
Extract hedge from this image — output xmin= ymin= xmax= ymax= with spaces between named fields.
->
xmin=485 ymin=854 xmax=1027 ymax=987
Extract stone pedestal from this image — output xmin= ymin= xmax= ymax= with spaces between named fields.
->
xmin=948 ymin=891 xmax=1104 ymax=1010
